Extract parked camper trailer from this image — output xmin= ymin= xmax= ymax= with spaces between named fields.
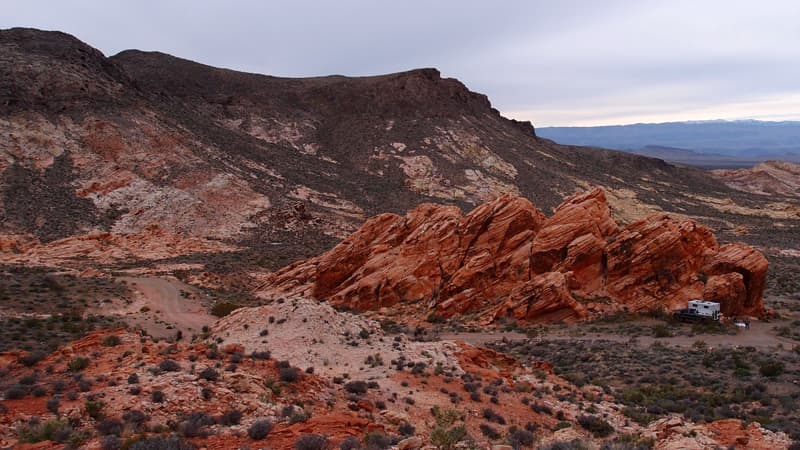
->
xmin=673 ymin=300 xmax=720 ymax=322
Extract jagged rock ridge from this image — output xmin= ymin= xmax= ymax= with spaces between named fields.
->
xmin=260 ymin=188 xmax=767 ymax=322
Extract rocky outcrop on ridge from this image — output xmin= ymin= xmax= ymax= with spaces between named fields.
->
xmin=260 ymin=188 xmax=767 ymax=322
xmin=712 ymin=160 xmax=800 ymax=198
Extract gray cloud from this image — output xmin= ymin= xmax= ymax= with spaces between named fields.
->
xmin=2 ymin=0 xmax=799 ymax=125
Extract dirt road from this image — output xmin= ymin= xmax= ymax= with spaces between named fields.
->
xmin=440 ymin=319 xmax=798 ymax=350
xmin=115 ymin=276 xmax=216 ymax=340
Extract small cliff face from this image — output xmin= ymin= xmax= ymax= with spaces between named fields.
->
xmin=260 ymin=188 xmax=767 ymax=323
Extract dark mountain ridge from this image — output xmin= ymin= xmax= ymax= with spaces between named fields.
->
xmin=0 ymin=28 xmax=797 ymax=270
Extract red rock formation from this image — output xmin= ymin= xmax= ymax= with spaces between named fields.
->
xmin=705 ymin=243 xmax=769 ymax=315
xmin=260 ymin=188 xmax=767 ymax=323
xmin=605 ymin=214 xmax=718 ymax=312
xmin=703 ymin=273 xmax=746 ymax=316
xmin=0 ymin=224 xmax=236 ymax=266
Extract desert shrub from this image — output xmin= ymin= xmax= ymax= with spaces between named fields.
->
xmin=430 ymin=424 xmax=468 ymax=450
xmin=482 ymin=408 xmax=506 ymax=425
xmin=18 ymin=418 xmax=74 ymax=443
xmin=431 ymin=407 xmax=462 ymax=427
xmin=19 ymin=351 xmax=47 ymax=367
xmin=248 ymin=419 xmax=273 ymax=440
xmin=280 ymin=367 xmax=300 ymax=382
xmin=51 ymin=379 xmax=66 ymax=393
xmin=78 ymin=379 xmax=92 ymax=392
xmin=85 ymin=400 xmax=104 ymax=420
xmin=129 ymin=435 xmax=196 ymax=450
xmin=463 ymin=382 xmax=480 ymax=392
xmin=540 ymin=440 xmax=591 ymax=450
xmin=67 ymin=356 xmax=90 ymax=372
xmin=5 ymin=384 xmax=27 ymax=399
xmin=123 ymin=410 xmax=149 ymax=428
xmin=601 ymin=433 xmax=655 ymax=449
xmin=211 ymin=302 xmax=240 ymax=317
xmin=398 ymin=422 xmax=415 ymax=436
xmin=345 ymin=381 xmax=368 ymax=394
xmin=201 ymin=387 xmax=212 ymax=400
xmin=508 ymin=428 xmax=536 ymax=448
xmin=479 ymin=423 xmax=501 ymax=439
xmin=218 ymin=409 xmax=242 ymax=426
xmin=127 ymin=373 xmax=139 ymax=384
xmin=159 ymin=359 xmax=181 ymax=372
xmin=759 ymin=361 xmax=784 ymax=378
xmin=101 ymin=435 xmax=121 ymax=450
xmin=295 ymin=433 xmax=329 ymax=450
xmin=364 ymin=431 xmax=394 ymax=450
xmin=275 ymin=360 xmax=291 ymax=368
xmin=46 ymin=396 xmax=60 ymax=414
xmin=340 ymin=436 xmax=361 ymax=450
xmin=178 ymin=412 xmax=215 ymax=438
xmin=96 ymin=419 xmax=124 ymax=436
xmin=151 ymin=390 xmax=165 ymax=403
xmin=251 ymin=351 xmax=271 ymax=360
xmin=577 ymin=415 xmax=614 ymax=437
xmin=652 ymin=325 xmax=672 ymax=338
xmin=102 ymin=335 xmax=121 ymax=347
xmin=199 ymin=367 xmax=219 ymax=381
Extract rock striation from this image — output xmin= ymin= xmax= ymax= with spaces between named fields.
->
xmin=260 ymin=188 xmax=767 ymax=322
xmin=712 ymin=160 xmax=800 ymax=198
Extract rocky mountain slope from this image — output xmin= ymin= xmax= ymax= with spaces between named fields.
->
xmin=2 ymin=28 xmax=797 ymax=274
xmin=712 ymin=161 xmax=800 ymax=198
xmin=260 ymin=188 xmax=767 ymax=323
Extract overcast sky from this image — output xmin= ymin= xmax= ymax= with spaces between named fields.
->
xmin=3 ymin=0 xmax=799 ymax=126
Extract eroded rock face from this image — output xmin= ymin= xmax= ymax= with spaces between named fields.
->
xmin=605 ymin=214 xmax=717 ymax=312
xmin=703 ymin=273 xmax=747 ymax=316
xmin=706 ymin=243 xmax=769 ymax=315
xmin=261 ymin=187 xmax=767 ymax=323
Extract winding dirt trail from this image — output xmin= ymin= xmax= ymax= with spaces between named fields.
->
xmin=116 ymin=276 xmax=216 ymax=339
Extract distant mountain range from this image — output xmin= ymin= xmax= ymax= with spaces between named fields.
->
xmin=538 ymin=120 xmax=800 ymax=168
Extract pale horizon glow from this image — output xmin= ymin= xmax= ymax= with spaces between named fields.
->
xmin=2 ymin=0 xmax=799 ymax=127
xmin=512 ymin=91 xmax=800 ymax=127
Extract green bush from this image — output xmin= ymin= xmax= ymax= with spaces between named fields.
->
xmin=430 ymin=424 xmax=468 ymax=450
xmin=85 ymin=400 xmax=104 ymax=420
xmin=18 ymin=418 xmax=73 ymax=443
